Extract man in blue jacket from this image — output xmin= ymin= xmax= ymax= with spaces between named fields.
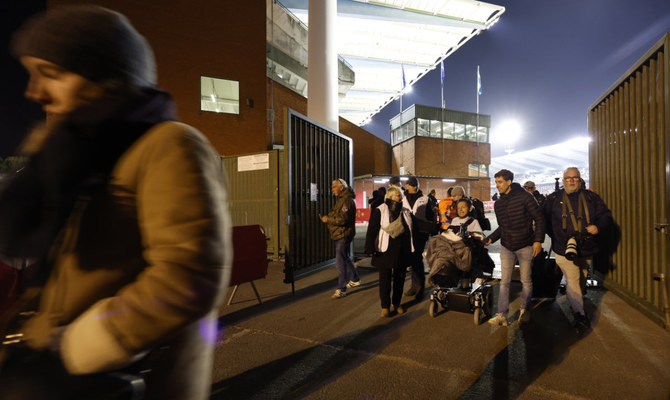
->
xmin=486 ymin=169 xmax=545 ymax=326
xmin=543 ymin=167 xmax=612 ymax=334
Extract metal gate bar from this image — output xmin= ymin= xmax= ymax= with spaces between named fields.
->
xmin=285 ymin=109 xmax=353 ymax=288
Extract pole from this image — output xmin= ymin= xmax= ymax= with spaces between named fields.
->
xmin=476 ymin=65 xmax=481 ymax=196
xmin=441 ymin=62 xmax=445 ymax=164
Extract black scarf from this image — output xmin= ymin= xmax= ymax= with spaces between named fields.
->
xmin=0 ymin=87 xmax=176 ymax=259
xmin=385 ymin=198 xmax=402 ymax=221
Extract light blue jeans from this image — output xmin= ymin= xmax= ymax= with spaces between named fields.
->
xmin=336 ymin=239 xmax=359 ymax=291
xmin=555 ymin=253 xmax=590 ymax=315
xmin=498 ymin=245 xmax=534 ymax=316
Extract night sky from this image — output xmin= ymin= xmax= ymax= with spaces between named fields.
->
xmin=2 ymin=1 xmax=669 ymax=158
xmin=364 ymin=0 xmax=670 ymax=157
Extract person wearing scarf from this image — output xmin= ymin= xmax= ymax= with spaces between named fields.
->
xmin=364 ymin=186 xmax=414 ymax=317
xmin=0 ymin=6 xmax=231 ymax=400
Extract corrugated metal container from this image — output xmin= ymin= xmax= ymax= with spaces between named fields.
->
xmin=588 ymin=32 xmax=670 ymax=329
xmin=221 ymin=150 xmax=287 ymax=260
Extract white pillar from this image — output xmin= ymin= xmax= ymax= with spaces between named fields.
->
xmin=307 ymin=0 xmax=338 ymax=131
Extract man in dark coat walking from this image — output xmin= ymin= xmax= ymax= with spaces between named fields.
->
xmin=486 ymin=169 xmax=545 ymax=326
xmin=543 ymin=167 xmax=612 ymax=334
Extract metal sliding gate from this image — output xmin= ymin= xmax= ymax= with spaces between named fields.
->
xmin=284 ymin=109 xmax=353 ymax=288
xmin=588 ymin=32 xmax=670 ymax=329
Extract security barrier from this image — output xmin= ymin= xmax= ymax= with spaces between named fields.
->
xmin=285 ymin=109 xmax=353 ymax=288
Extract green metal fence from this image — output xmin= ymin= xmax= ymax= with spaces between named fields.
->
xmin=588 ymin=32 xmax=670 ymax=329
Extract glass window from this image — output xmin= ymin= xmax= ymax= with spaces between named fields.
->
xmin=476 ymin=126 xmax=489 ymax=143
xmin=442 ymin=122 xmax=455 ymax=139
xmin=465 ymin=125 xmax=477 ymax=142
xmin=454 ymin=123 xmax=465 ymax=140
xmin=201 ymin=76 xmax=239 ymax=114
xmin=417 ymin=118 xmax=430 ymax=137
xmin=468 ymin=163 xmax=489 ymax=177
xmin=405 ymin=121 xmax=415 ymax=139
xmin=429 ymin=119 xmax=442 ymax=138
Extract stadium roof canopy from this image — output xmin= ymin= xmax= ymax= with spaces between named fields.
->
xmin=278 ymin=0 xmax=505 ymax=126
xmin=490 ymin=137 xmax=590 ymax=187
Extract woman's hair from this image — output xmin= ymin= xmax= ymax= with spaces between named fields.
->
xmin=385 ymin=186 xmax=402 ymax=200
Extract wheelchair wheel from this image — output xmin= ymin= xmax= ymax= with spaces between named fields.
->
xmin=429 ymin=300 xmax=438 ymax=318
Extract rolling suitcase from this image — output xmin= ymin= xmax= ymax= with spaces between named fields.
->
xmin=531 ymin=249 xmax=562 ymax=300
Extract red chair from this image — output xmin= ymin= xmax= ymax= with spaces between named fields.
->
xmin=227 ymin=225 xmax=269 ymax=305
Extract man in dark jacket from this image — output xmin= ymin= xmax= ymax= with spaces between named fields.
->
xmin=486 ymin=169 xmax=545 ymax=326
xmin=523 ymin=180 xmax=546 ymax=206
xmin=543 ymin=167 xmax=612 ymax=334
xmin=321 ymin=179 xmax=360 ymax=299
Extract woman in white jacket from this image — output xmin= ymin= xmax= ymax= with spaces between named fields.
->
xmin=364 ymin=186 xmax=414 ymax=317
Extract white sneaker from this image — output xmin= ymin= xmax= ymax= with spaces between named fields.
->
xmin=488 ymin=313 xmax=508 ymax=326
xmin=519 ymin=309 xmax=531 ymax=324
xmin=331 ymin=289 xmax=347 ymax=299
xmin=346 ymin=280 xmax=361 ymax=288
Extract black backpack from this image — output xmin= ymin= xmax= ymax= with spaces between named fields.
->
xmin=469 ymin=197 xmax=491 ymax=231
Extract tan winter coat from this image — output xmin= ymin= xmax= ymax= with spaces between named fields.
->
xmin=22 ymin=121 xmax=232 ymax=400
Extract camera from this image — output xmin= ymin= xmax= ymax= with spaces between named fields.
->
xmin=565 ymin=236 xmax=579 ymax=260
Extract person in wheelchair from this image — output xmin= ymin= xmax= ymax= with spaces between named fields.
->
xmin=426 ymin=199 xmax=492 ymax=290
xmin=448 ymin=198 xmax=484 ymax=237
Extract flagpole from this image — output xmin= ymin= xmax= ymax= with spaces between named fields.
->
xmin=441 ymin=60 xmax=445 ymax=164
xmin=476 ymin=65 xmax=481 ymax=180
xmin=476 ymin=65 xmax=480 ymax=126
xmin=400 ymin=64 xmax=405 ymax=114
xmin=441 ymin=60 xmax=445 ymax=109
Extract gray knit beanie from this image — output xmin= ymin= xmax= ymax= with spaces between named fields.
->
xmin=451 ymin=186 xmax=465 ymax=197
xmin=11 ymin=5 xmax=156 ymax=88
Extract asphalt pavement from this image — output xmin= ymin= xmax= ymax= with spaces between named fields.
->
xmin=211 ymin=215 xmax=670 ymax=400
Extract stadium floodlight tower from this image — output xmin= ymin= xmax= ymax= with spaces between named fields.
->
xmin=499 ymin=119 xmax=522 ymax=155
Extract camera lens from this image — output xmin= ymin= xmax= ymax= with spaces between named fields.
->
xmin=565 ymin=237 xmax=578 ymax=260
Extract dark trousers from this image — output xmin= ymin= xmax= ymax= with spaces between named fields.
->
xmin=409 ymin=237 xmax=428 ymax=289
xmin=378 ymin=266 xmax=406 ymax=309
xmin=409 ymin=251 xmax=425 ymax=288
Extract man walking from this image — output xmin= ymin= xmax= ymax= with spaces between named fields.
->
xmin=486 ymin=169 xmax=545 ymax=326
xmin=523 ymin=180 xmax=546 ymax=206
xmin=543 ymin=167 xmax=612 ymax=334
xmin=321 ymin=179 xmax=360 ymax=299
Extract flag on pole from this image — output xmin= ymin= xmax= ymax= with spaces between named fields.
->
xmin=440 ymin=60 xmax=445 ymax=108
xmin=477 ymin=65 xmax=482 ymax=96
xmin=440 ymin=60 xmax=445 ymax=87
xmin=401 ymin=64 xmax=406 ymax=91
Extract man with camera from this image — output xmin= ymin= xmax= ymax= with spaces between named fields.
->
xmin=543 ymin=167 xmax=612 ymax=334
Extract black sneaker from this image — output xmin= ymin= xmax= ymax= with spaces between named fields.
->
xmin=574 ymin=313 xmax=590 ymax=335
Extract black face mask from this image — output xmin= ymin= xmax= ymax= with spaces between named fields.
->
xmin=385 ymin=198 xmax=402 ymax=218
